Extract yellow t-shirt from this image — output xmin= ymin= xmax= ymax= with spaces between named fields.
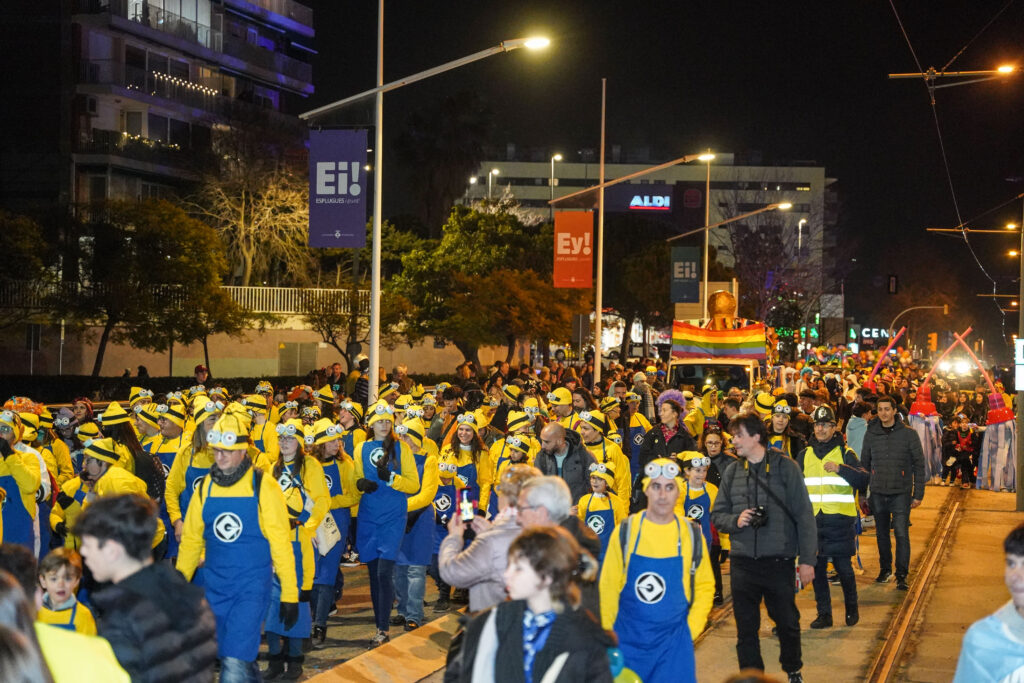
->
xmin=36 ymin=622 xmax=130 ymax=683
xmin=37 ymin=598 xmax=97 ymax=636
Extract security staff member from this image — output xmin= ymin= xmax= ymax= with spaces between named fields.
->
xmin=796 ymin=405 xmax=869 ymax=629
xmin=177 ymin=410 xmax=299 ymax=682
xmin=598 ymin=457 xmax=714 ymax=683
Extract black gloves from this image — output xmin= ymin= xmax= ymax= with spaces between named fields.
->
xmin=375 ymin=459 xmax=391 ymax=482
xmin=54 ymin=522 xmax=67 ymax=538
xmin=299 ymin=589 xmax=311 ymax=602
xmin=279 ymin=601 xmax=299 ymax=629
xmin=356 ymin=478 xmax=378 ymax=493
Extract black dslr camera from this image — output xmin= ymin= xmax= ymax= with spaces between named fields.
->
xmin=749 ymin=505 xmax=768 ymax=529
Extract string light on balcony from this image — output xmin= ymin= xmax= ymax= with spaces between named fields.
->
xmin=150 ymin=70 xmax=219 ymax=96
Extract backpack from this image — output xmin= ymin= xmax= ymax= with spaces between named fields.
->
xmin=618 ymin=511 xmax=703 ymax=606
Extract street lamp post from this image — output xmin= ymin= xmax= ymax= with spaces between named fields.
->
xmin=549 ymin=153 xmax=563 ymax=220
xmin=797 ymin=218 xmax=807 ymax=254
xmin=667 ymin=202 xmax=794 ymax=243
xmin=468 ymin=176 xmax=477 ymax=200
xmin=302 ymin=29 xmax=549 ymax=401
xmin=488 ymin=168 xmax=500 ymax=200
xmin=698 ymin=150 xmax=715 ymax=320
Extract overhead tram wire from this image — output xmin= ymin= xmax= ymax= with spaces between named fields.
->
xmin=940 ymin=0 xmax=1018 ymax=73
xmin=887 ymin=0 xmax=1008 ymax=338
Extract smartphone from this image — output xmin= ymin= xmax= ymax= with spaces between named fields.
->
xmin=459 ymin=489 xmax=475 ymax=522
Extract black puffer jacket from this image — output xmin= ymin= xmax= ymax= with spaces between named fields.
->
xmin=447 ymin=599 xmax=615 ymax=683
xmin=860 ymin=418 xmax=926 ymax=499
xmin=91 ymin=563 xmax=217 ymax=683
xmin=637 ymin=423 xmax=698 ymax=467
xmin=534 ymin=429 xmax=596 ymax=503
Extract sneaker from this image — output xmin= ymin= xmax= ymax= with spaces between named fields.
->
xmin=390 ymin=614 xmax=405 ymax=626
xmin=368 ymin=630 xmax=389 ymax=649
xmin=404 ymin=619 xmax=419 ymax=631
xmin=961 ymin=483 xmax=971 ymax=489
xmin=342 ymin=552 xmax=360 ymax=568
xmin=788 ymin=672 xmax=804 ymax=683
xmin=809 ymin=613 xmax=833 ymax=629
xmin=846 ymin=605 xmax=859 ymax=626
xmin=433 ymin=597 xmax=450 ymax=613
xmin=896 ymin=577 xmax=910 ymax=591
xmin=875 ymin=569 xmax=893 ymax=583
xmin=327 ymin=605 xmax=338 ymax=617
xmin=312 ymin=625 xmax=327 ymax=648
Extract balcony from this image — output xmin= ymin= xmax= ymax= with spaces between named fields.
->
xmin=0 ymin=283 xmax=370 ymax=316
xmin=222 ymin=35 xmax=312 ymax=85
xmin=80 ymin=60 xmax=219 ymax=113
xmin=76 ymin=128 xmax=208 ymax=173
xmin=224 ymin=0 xmax=313 ymax=32
xmin=78 ymin=0 xmax=222 ymax=51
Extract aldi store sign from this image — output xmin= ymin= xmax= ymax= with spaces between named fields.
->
xmin=630 ymin=194 xmax=671 ymax=211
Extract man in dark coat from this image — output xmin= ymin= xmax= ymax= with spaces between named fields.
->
xmin=534 ymin=423 xmax=597 ymax=504
xmin=75 ymin=494 xmax=217 ymax=683
xmin=794 ymin=405 xmax=869 ymax=629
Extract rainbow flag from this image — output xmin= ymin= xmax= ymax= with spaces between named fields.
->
xmin=671 ymin=321 xmax=767 ymax=360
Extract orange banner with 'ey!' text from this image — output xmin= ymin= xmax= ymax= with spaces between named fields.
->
xmin=553 ymin=211 xmax=593 ymax=288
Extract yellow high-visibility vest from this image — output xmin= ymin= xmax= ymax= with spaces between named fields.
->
xmin=802 ymin=445 xmax=857 ymax=516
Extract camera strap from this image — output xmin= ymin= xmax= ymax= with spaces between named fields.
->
xmin=747 ymin=454 xmax=798 ymax=528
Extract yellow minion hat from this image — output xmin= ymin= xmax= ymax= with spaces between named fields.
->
xmin=394 ymin=394 xmax=414 ymax=412
xmin=161 ymin=403 xmax=187 ymax=429
xmin=434 ymin=382 xmax=452 ymax=395
xmin=100 ymin=402 xmax=131 ymax=428
xmin=315 ymin=385 xmax=335 ymax=405
xmin=242 ymin=394 xmax=269 ymax=414
xmin=546 ymin=387 xmax=572 ymax=407
xmin=255 ymin=380 xmax=274 ymax=395
xmin=437 ymin=452 xmax=458 ymax=479
xmin=128 ymin=386 xmax=154 ymax=409
xmin=641 ymin=457 xmax=686 ymax=492
xmin=301 ymin=405 xmax=322 ymax=420
xmin=506 ymin=411 xmax=531 ymax=433
xmin=84 ymin=437 xmax=120 ymax=464
xmin=378 ymin=383 xmax=401 ymax=402
xmin=0 ymin=410 xmax=22 ymax=441
xmin=753 ymin=391 xmax=774 ymax=417
xmin=366 ymin=400 xmax=395 ymax=428
xmin=276 ymin=417 xmax=305 ymax=442
xmin=599 ymin=396 xmax=620 ymax=413
xmin=207 ymin=412 xmax=250 ymax=451
xmin=138 ymin=403 xmax=162 ymax=429
xmin=310 ymin=417 xmax=342 ymax=446
xmin=522 ymin=396 xmax=541 ymax=413
xmin=609 ymin=431 xmax=624 ymax=446
xmin=395 ymin=417 xmax=425 ymax=449
xmin=504 ymin=434 xmax=531 ymax=456
xmin=339 ymin=400 xmax=365 ymax=421
xmin=192 ymin=398 xmax=225 ymax=425
xmin=577 ymin=410 xmax=607 ymax=435
xmin=411 ymin=384 xmax=426 ymax=401
xmin=18 ymin=412 xmax=39 ymax=443
xmin=502 ymin=385 xmax=522 ymax=402
xmin=678 ymin=450 xmax=712 ymax=469
xmin=75 ymin=421 xmax=101 ymax=444
xmin=588 ymin=460 xmax=616 ymax=488
xmin=624 ymin=391 xmax=641 ymax=404
xmin=421 ymin=393 xmax=437 ymax=408
xmin=209 ymin=386 xmax=229 ymax=401
xmin=454 ymin=411 xmax=480 ymax=434
xmin=38 ymin=408 xmax=53 ymax=430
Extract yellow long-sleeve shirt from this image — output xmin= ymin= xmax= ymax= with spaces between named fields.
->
xmin=177 ymin=463 xmax=299 ymax=602
xmin=577 ymin=492 xmax=627 ymax=526
xmin=251 ymin=421 xmax=280 ymax=465
xmin=479 ymin=435 xmax=539 ymax=512
xmin=90 ymin=467 xmax=165 ymax=548
xmin=406 ymin=440 xmax=440 ymax=513
xmin=353 ymin=440 xmax=420 ymax=496
xmin=277 ymin=455 xmax=329 ymax=591
xmin=0 ymin=447 xmax=41 ymax=519
xmin=322 ymin=456 xmax=359 ymax=511
xmin=51 ymin=476 xmax=89 ymax=549
xmin=41 ymin=439 xmax=75 ymax=487
xmin=583 ymin=438 xmax=632 ymax=508
xmin=598 ymin=512 xmax=715 ymax=636
xmin=165 ymin=444 xmax=215 ymax=524
xmin=38 ymin=598 xmax=97 ymax=636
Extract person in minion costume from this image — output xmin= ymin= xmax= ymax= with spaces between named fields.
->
xmin=165 ymin=399 xmax=225 ymax=550
xmin=439 ymin=412 xmax=487 ymax=505
xmin=37 ymin=409 xmax=74 ymax=489
xmin=353 ymin=400 xmax=420 ymax=648
xmin=128 ymin=386 xmax=154 ymax=417
xmin=392 ymin=417 xmax=440 ymax=631
xmin=420 ymin=394 xmax=443 ymax=443
xmin=262 ymin=417 xmax=329 ymax=679
xmin=766 ymin=399 xmax=806 ymax=459
xmin=0 ymin=410 xmax=42 ymax=551
xmin=50 ymin=466 xmax=91 ymax=551
xmin=577 ymin=460 xmax=626 ymax=561
xmin=151 ymin=403 xmax=189 ymax=477
xmin=300 ymin=404 xmax=322 ymax=426
xmin=598 ymin=457 xmax=715 ymax=683
xmin=308 ymin=417 xmax=358 ymax=647
xmin=314 ymin=385 xmax=336 ymax=420
xmin=479 ymin=411 xmax=537 ymax=518
xmin=242 ymin=393 xmax=280 ymax=466
xmin=428 ymin=452 xmax=462 ymax=612
xmin=599 ymin=395 xmax=627 ymax=449
xmin=379 ymin=382 xmax=401 ymax=407
xmin=624 ymin=391 xmax=654 ymax=473
xmin=677 ymin=450 xmax=724 ymax=604
xmin=337 ymin=399 xmax=367 ymax=562
xmin=177 ymin=410 xmax=300 ymax=682
xmin=577 ymin=410 xmax=632 ymax=510
xmin=18 ymin=411 xmax=53 ymax=556
xmin=393 ymin=394 xmax=414 ymax=424
xmin=135 ymin=404 xmax=162 ymax=453
xmin=545 ymin=387 xmax=578 ymax=431
xmin=97 ymin=402 xmax=138 ymax=474
xmin=72 ymin=421 xmax=102 ymax=473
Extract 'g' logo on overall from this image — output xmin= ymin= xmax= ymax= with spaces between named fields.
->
xmin=369 ymin=447 xmax=386 ymax=467
xmin=633 ymin=433 xmax=644 ymax=446
xmin=324 ymin=473 xmax=334 ymax=491
xmin=586 ymin=514 xmax=606 ymax=535
xmin=213 ymin=512 xmax=243 ymax=543
xmin=687 ymin=504 xmax=704 ymax=520
xmin=435 ymin=494 xmax=452 ymax=512
xmin=277 ymin=474 xmax=292 ymax=490
xmin=634 ymin=571 xmax=667 ymax=604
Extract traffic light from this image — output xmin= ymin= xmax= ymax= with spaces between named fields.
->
xmin=927 ymin=333 xmax=938 ymax=352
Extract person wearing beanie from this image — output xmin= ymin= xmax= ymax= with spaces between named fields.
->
xmin=17 ymin=411 xmax=55 ymax=554
xmin=438 ymin=412 xmax=488 ymax=507
xmin=135 ymin=404 xmax=162 ymax=453
xmin=622 ymin=391 xmax=654 ymax=473
xmin=767 ymin=400 xmax=807 ymax=459
xmin=576 ymin=461 xmax=626 ymax=560
xmin=392 ymin=418 xmax=440 ymax=632
xmin=429 ymin=452 xmax=462 ymax=612
xmin=577 ymin=410 xmax=632 ymax=510
xmin=262 ymin=418 xmax=329 ymax=679
xmin=598 ymin=457 xmax=714 ymax=683
xmin=678 ymin=452 xmax=724 ymax=605
xmin=165 ymin=399 xmax=227 ymax=548
xmin=308 ymin=418 xmax=358 ymax=647
xmin=479 ymin=411 xmax=537 ymax=517
xmin=243 ymin=394 xmax=280 ymax=466
xmin=314 ymin=385 xmax=336 ymax=419
xmin=353 ymin=400 xmax=420 ymax=648
xmin=177 ymin=411 xmax=300 ymax=681
xmin=0 ymin=410 xmax=42 ymax=550
xmin=38 ymin=409 xmax=75 ymax=489
xmin=545 ymin=387 xmax=579 ymax=431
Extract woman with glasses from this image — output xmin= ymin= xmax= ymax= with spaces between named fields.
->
xmin=353 ymin=400 xmax=420 ymax=648
xmin=263 ymin=417 xmax=329 ymax=678
xmin=308 ymin=417 xmax=358 ymax=648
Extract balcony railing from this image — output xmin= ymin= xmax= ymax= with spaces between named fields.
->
xmin=80 ymin=0 xmax=223 ymax=51
xmin=0 ymin=282 xmax=369 ymax=316
xmin=75 ymin=128 xmax=208 ymax=171
xmin=225 ymin=0 xmax=313 ymax=28
xmin=222 ymin=36 xmax=312 ymax=84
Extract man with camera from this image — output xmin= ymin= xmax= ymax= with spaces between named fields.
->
xmin=711 ymin=412 xmax=818 ymax=683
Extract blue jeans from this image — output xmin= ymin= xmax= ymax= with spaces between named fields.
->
xmin=367 ymin=558 xmax=396 ymax=632
xmin=394 ymin=564 xmax=427 ymax=623
xmin=311 ymin=583 xmax=335 ymax=628
xmin=219 ymin=657 xmax=262 ymax=683
xmin=871 ymin=492 xmax=911 ymax=578
xmin=267 ymin=633 xmax=302 ymax=657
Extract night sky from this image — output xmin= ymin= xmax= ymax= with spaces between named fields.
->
xmin=301 ymin=1 xmax=1024 ymax=357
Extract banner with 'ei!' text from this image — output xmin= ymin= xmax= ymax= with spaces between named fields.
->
xmin=309 ymin=129 xmax=368 ymax=248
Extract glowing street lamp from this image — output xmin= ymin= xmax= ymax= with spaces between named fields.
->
xmin=488 ymin=168 xmax=500 ymax=199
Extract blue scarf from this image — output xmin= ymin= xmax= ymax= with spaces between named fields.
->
xmin=522 ymin=608 xmax=557 ymax=683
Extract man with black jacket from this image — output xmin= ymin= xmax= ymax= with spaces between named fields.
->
xmin=711 ymin=412 xmax=817 ymax=683
xmin=75 ymin=494 xmax=217 ymax=683
xmin=534 ymin=423 xmax=596 ymax=504
xmin=794 ymin=406 xmax=869 ymax=629
xmin=860 ymin=395 xmax=926 ymax=591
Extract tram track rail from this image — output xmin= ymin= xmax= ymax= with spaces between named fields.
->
xmin=864 ymin=486 xmax=966 ymax=682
